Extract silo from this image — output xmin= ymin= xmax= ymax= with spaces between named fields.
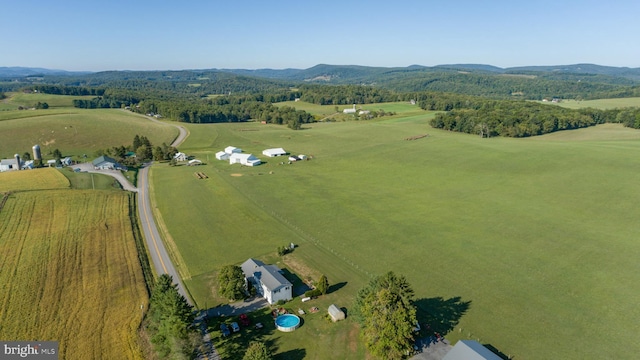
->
xmin=32 ymin=144 xmax=42 ymax=160
xmin=14 ymin=154 xmax=21 ymax=170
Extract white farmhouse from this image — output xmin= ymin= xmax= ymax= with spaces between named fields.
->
xmin=262 ymin=148 xmax=287 ymax=157
xmin=173 ymin=152 xmax=188 ymax=162
xmin=229 ymin=153 xmax=261 ymax=166
xmin=241 ymin=258 xmax=293 ymax=305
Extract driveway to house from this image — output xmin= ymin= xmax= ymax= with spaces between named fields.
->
xmin=207 ymin=297 xmax=269 ymax=318
xmin=71 ymin=163 xmax=138 ymax=192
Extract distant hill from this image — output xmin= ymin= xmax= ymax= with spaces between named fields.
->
xmin=0 ymin=66 xmax=91 ymax=77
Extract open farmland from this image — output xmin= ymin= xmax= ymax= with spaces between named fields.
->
xmin=0 ymin=167 xmax=69 ymax=192
xmin=151 ymin=115 xmax=640 ymax=359
xmin=0 ymin=105 xmax=178 ymax=161
xmin=0 ymin=188 xmax=148 ymax=360
xmin=548 ymin=96 xmax=640 ymax=109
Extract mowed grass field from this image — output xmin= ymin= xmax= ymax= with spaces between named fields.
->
xmin=151 ymin=113 xmax=640 ymax=359
xmin=543 ymin=96 xmax=640 ymax=109
xmin=0 ymin=174 xmax=148 ymax=359
xmin=0 ymin=95 xmax=178 ymax=161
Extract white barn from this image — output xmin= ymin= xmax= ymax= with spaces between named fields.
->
xmin=0 ymin=158 xmax=20 ymax=172
xmin=215 ymin=151 xmax=230 ymax=160
xmin=92 ymin=155 xmax=124 ymax=170
xmin=229 ymin=153 xmax=261 ymax=166
xmin=224 ymin=146 xmax=242 ymax=155
xmin=262 ymin=148 xmax=287 ymax=157
xmin=242 ymin=259 xmax=293 ymax=305
xmin=343 ymin=104 xmax=357 ymax=114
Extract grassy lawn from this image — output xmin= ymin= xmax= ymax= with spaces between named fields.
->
xmin=3 ymin=92 xmax=96 ymax=108
xmin=542 ymin=97 xmax=640 ymax=109
xmin=0 ymin=188 xmax=148 ymax=360
xmin=150 ymin=114 xmax=640 ymax=359
xmin=0 ymin=108 xmax=178 ymax=161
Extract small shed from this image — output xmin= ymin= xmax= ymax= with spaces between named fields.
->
xmin=262 ymin=148 xmax=287 ymax=157
xmin=298 ymin=155 xmax=307 ymax=160
xmin=328 ymin=304 xmax=345 ymax=322
xmin=188 ymin=159 xmax=202 ymax=166
xmin=288 ymin=156 xmax=299 ymax=162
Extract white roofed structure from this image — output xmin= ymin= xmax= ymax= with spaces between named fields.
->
xmin=262 ymin=148 xmax=287 ymax=157
xmin=229 ymin=153 xmax=261 ymax=166
xmin=224 ymin=146 xmax=242 ymax=154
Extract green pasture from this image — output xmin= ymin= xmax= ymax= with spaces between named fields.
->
xmin=2 ymin=92 xmax=95 ymax=108
xmin=0 ymin=108 xmax=178 ymax=161
xmin=151 ymin=115 xmax=640 ymax=359
xmin=275 ymin=100 xmax=423 ymax=118
xmin=543 ymin=97 xmax=640 ymax=109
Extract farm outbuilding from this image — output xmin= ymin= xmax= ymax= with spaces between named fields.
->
xmin=229 ymin=153 xmax=261 ymax=166
xmin=443 ymin=340 xmax=502 ymax=360
xmin=188 ymin=159 xmax=202 ymax=166
xmin=298 ymin=155 xmax=307 ymax=160
xmin=328 ymin=304 xmax=345 ymax=322
xmin=92 ymin=155 xmax=125 ymax=170
xmin=0 ymin=158 xmax=20 ymax=172
xmin=288 ymin=156 xmax=299 ymax=162
xmin=215 ymin=151 xmax=229 ymax=160
xmin=262 ymin=148 xmax=287 ymax=157
xmin=224 ymin=146 xmax=242 ymax=154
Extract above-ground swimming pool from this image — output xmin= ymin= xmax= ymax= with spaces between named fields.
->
xmin=275 ymin=314 xmax=301 ymax=332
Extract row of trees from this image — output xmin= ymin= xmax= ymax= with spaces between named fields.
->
xmin=96 ymin=134 xmax=178 ymax=166
xmin=429 ymin=98 xmax=640 ymax=137
xmin=146 ymin=274 xmax=198 ymax=358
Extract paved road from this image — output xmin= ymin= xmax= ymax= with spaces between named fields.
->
xmin=137 ymin=164 xmax=192 ymax=304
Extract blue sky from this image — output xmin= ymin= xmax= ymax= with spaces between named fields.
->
xmin=1 ymin=0 xmax=638 ymax=71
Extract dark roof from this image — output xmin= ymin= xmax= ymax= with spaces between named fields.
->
xmin=92 ymin=155 xmax=118 ymax=166
xmin=443 ymin=340 xmax=502 ymax=360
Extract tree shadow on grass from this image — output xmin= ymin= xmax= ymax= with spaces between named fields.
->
xmin=414 ymin=296 xmax=471 ymax=335
xmin=483 ymin=344 xmax=511 ymax=360
xmin=274 ymin=348 xmax=307 ymax=360
xmin=327 ymin=281 xmax=347 ymax=294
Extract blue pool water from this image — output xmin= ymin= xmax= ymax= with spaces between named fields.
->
xmin=275 ymin=314 xmax=301 ymax=331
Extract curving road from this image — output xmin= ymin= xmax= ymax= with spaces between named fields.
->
xmin=136 ymin=118 xmax=191 ymax=303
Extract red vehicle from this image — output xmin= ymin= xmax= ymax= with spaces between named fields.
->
xmin=239 ymin=314 xmax=250 ymax=327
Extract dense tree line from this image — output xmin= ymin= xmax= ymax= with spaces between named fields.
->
xmin=30 ymin=84 xmax=104 ymax=96
xmin=96 ymin=134 xmax=177 ymax=165
xmin=298 ymin=84 xmax=400 ymax=105
xmin=429 ymin=99 xmax=640 ymax=137
xmin=146 ymin=274 xmax=199 ymax=358
xmin=0 ymin=92 xmax=5 ymax=100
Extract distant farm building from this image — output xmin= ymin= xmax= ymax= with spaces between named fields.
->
xmin=241 ymin=258 xmax=293 ymax=305
xmin=215 ymin=151 xmax=230 ymax=160
xmin=61 ymin=157 xmax=73 ymax=166
xmin=443 ymin=340 xmax=502 ymax=360
xmin=262 ymin=148 xmax=287 ymax=157
xmin=298 ymin=155 xmax=307 ymax=160
xmin=0 ymin=157 xmax=21 ymax=172
xmin=47 ymin=159 xmax=57 ymax=167
xmin=328 ymin=304 xmax=345 ymax=322
xmin=32 ymin=144 xmax=42 ymax=160
xmin=22 ymin=160 xmax=34 ymax=170
xmin=343 ymin=104 xmax=357 ymax=114
xmin=229 ymin=153 xmax=261 ymax=167
xmin=188 ymin=159 xmax=202 ymax=166
xmin=358 ymin=110 xmax=370 ymax=115
xmin=92 ymin=155 xmax=125 ymax=170
xmin=224 ymin=146 xmax=242 ymax=154
xmin=173 ymin=152 xmax=188 ymax=162
xmin=288 ymin=156 xmax=299 ymax=162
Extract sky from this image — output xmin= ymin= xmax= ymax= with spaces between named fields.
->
xmin=1 ymin=0 xmax=639 ymax=71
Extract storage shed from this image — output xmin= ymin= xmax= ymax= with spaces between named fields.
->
xmin=262 ymin=148 xmax=287 ymax=157
xmin=328 ymin=304 xmax=345 ymax=322
xmin=215 ymin=151 xmax=230 ymax=160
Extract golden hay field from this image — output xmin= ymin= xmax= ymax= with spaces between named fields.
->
xmin=0 ymin=167 xmax=70 ymax=192
xmin=0 ymin=190 xmax=148 ymax=360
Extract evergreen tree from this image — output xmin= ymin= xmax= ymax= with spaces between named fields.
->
xmin=317 ymin=274 xmax=329 ymax=295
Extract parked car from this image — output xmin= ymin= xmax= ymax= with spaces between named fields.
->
xmin=220 ymin=323 xmax=230 ymax=337
xmin=230 ymin=322 xmax=240 ymax=332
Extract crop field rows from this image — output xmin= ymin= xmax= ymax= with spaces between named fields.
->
xmin=0 ymin=190 xmax=148 ymax=360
